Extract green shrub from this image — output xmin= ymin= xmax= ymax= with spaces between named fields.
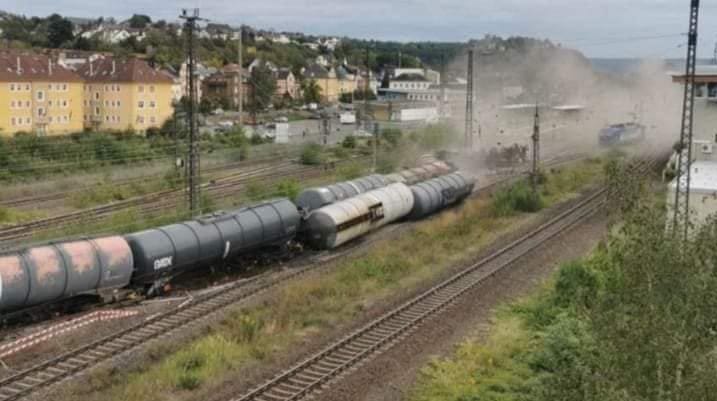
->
xmin=341 ymin=135 xmax=357 ymax=149
xmin=175 ymin=373 xmax=202 ymax=390
xmin=275 ymin=179 xmax=302 ymax=200
xmin=300 ymin=143 xmax=324 ymax=165
xmin=492 ymin=180 xmax=544 ymax=216
xmin=552 ymin=261 xmax=599 ymax=309
xmin=381 ymin=128 xmax=403 ymax=147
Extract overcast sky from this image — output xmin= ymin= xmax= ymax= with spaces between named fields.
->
xmin=2 ymin=0 xmax=717 ymax=58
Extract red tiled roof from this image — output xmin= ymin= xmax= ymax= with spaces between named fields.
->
xmin=0 ymin=52 xmax=83 ymax=82
xmin=77 ymin=56 xmax=173 ymax=84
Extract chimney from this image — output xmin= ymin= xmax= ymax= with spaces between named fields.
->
xmin=111 ymin=60 xmax=116 ymax=75
xmin=89 ymin=61 xmax=93 ymax=76
xmin=48 ymin=59 xmax=53 ymax=76
xmin=16 ymin=56 xmax=22 ymax=74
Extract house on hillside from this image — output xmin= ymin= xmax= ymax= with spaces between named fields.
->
xmin=202 ymin=64 xmax=249 ymax=110
xmin=77 ymin=56 xmax=173 ymax=132
xmin=0 ymin=52 xmax=85 ymax=136
xmin=275 ymin=68 xmax=298 ymax=99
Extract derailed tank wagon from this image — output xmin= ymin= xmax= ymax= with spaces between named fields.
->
xmin=303 ymin=183 xmax=415 ymax=250
xmin=126 ymin=198 xmax=300 ymax=294
xmin=408 ymin=173 xmax=475 ymax=219
xmin=0 ymin=162 xmax=476 ymax=321
xmin=0 ymin=236 xmax=134 ymax=313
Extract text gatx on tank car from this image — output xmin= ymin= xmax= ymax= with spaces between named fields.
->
xmin=125 ymin=198 xmax=300 ymax=295
xmin=598 ymin=122 xmax=646 ymax=147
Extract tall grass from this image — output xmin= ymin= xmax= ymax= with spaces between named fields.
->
xmin=56 ymin=158 xmax=607 ymax=401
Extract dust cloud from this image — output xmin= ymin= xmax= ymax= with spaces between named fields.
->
xmin=437 ymin=39 xmax=682 ymax=177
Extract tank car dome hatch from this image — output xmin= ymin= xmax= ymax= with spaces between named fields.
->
xmin=408 ymin=173 xmax=476 ymax=220
xmin=304 ymin=183 xmax=415 ymax=250
xmin=0 ymin=236 xmax=133 ymax=312
xmin=126 ymin=198 xmax=300 ymax=288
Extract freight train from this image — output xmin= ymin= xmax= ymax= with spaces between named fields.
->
xmin=0 ymin=159 xmax=475 ymax=320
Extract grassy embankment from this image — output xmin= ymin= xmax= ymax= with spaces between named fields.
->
xmin=53 ymin=157 xmax=608 ymax=401
xmin=410 ymin=163 xmax=717 ymax=401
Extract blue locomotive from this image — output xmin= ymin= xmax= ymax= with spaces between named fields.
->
xmin=598 ymin=122 xmax=646 ymax=147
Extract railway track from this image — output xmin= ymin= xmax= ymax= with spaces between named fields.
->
xmin=0 ymin=157 xmax=372 ymax=248
xmin=0 ymin=152 xmax=662 ymax=401
xmin=0 ymin=150 xmax=302 ymax=209
xmin=231 ymin=157 xmax=662 ymax=401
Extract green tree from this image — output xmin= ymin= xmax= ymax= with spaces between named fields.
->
xmin=301 ymin=79 xmax=322 ymax=104
xmin=128 ymin=14 xmax=152 ymax=29
xmin=46 ymin=14 xmax=74 ymax=48
xmin=247 ymin=64 xmax=277 ymax=120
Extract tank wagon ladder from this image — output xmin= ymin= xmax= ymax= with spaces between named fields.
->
xmin=231 ymin=154 xmax=663 ymax=401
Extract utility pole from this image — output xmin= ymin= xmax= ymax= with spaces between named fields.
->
xmin=180 ymin=8 xmax=203 ymax=217
xmin=673 ymin=0 xmax=700 ymax=240
xmin=320 ymin=112 xmax=330 ymax=146
xmin=531 ymin=102 xmax=540 ymax=193
xmin=238 ymin=25 xmax=243 ymax=125
xmin=439 ymin=54 xmax=446 ymax=119
xmin=464 ymin=49 xmax=474 ymax=151
xmin=364 ymin=47 xmax=376 ymax=172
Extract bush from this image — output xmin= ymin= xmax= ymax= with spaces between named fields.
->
xmin=300 ymin=143 xmax=324 ymax=165
xmin=492 ymin=180 xmax=544 ymax=216
xmin=342 ymin=135 xmax=357 ymax=149
xmin=381 ymin=128 xmax=402 ymax=147
xmin=275 ymin=179 xmax=302 ymax=200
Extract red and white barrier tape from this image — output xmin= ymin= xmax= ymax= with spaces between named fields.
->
xmin=0 ymin=310 xmax=139 ymax=359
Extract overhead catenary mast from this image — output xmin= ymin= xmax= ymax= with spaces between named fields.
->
xmin=464 ymin=49 xmax=474 ymax=151
xmin=672 ymin=0 xmax=700 ymax=239
xmin=531 ymin=102 xmax=540 ymax=193
xmin=180 ymin=8 xmax=204 ymax=217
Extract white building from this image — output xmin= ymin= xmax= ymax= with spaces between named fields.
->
xmin=668 ymin=161 xmax=717 ymax=227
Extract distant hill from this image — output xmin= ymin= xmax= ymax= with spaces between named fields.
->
xmin=590 ymin=58 xmax=714 ymax=75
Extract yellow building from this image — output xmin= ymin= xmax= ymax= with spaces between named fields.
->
xmin=77 ymin=57 xmax=174 ymax=133
xmin=303 ymin=64 xmax=358 ymax=103
xmin=0 ymin=52 xmax=84 ymax=136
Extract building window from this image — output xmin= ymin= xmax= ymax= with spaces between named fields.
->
xmin=25 ymin=101 xmax=30 ymax=108
xmin=150 ymin=116 xmax=156 ymax=124
xmin=95 ymin=107 xmax=100 ymax=115
xmin=10 ymin=117 xmax=16 ymax=126
xmin=709 ymin=83 xmax=717 ymax=98
xmin=10 ymin=100 xmax=15 ymax=108
xmin=64 ymin=115 xmax=68 ymax=123
xmin=62 ymin=100 xmax=67 ymax=108
xmin=48 ymin=116 xmax=53 ymax=123
xmin=105 ymin=100 xmax=109 ymax=107
xmin=137 ymin=116 xmax=145 ymax=124
xmin=104 ymin=85 xmax=109 ymax=92
xmin=37 ymin=107 xmax=44 ymax=117
xmin=48 ymin=100 xmax=53 ymax=107
xmin=117 ymin=100 xmax=121 ymax=107
xmin=9 ymin=83 xmax=15 ymax=91
xmin=105 ymin=115 xmax=110 ymax=122
xmin=37 ymin=91 xmax=44 ymax=101
xmin=138 ymin=85 xmax=144 ymax=93
xmin=25 ymin=117 xmax=30 ymax=125
xmin=149 ymin=101 xmax=156 ymax=108
xmin=95 ymin=92 xmax=100 ymax=100
xmin=24 ymin=84 xmax=30 ymax=91
xmin=149 ymin=85 xmax=155 ymax=93
xmin=138 ymin=101 xmax=145 ymax=108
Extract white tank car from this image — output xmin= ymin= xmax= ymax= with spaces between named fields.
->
xmin=304 ymin=183 xmax=415 ymax=250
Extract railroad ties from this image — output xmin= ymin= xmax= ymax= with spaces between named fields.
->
xmin=233 ymin=155 xmax=662 ymax=401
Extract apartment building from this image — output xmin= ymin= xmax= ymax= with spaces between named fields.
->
xmin=0 ymin=52 xmax=84 ymax=136
xmin=77 ymin=57 xmax=173 ymax=132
